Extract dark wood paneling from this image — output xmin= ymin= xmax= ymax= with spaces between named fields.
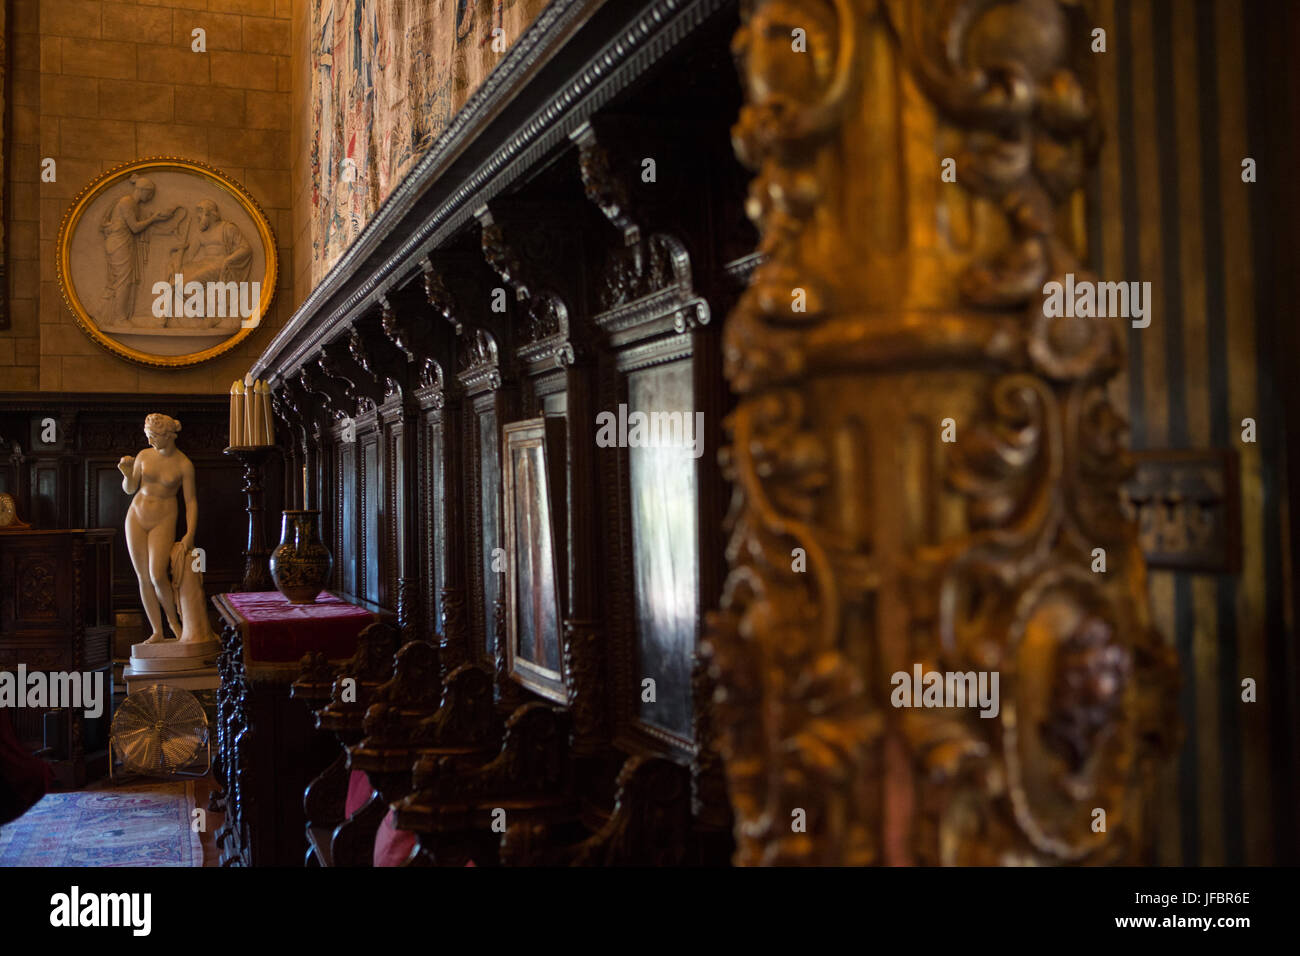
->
xmin=253 ymin=1 xmax=750 ymax=864
xmin=0 ymin=528 xmax=115 ymax=786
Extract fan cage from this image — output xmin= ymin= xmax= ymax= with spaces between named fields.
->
xmin=110 ymin=683 xmax=211 ymax=780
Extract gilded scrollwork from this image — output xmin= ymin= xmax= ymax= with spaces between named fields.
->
xmin=886 ymin=0 xmax=1101 ymax=311
xmin=709 ymin=0 xmax=1177 ymax=867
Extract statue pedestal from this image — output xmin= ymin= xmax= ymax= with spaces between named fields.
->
xmin=122 ymin=639 xmax=222 ymax=696
xmin=127 ymin=638 xmax=220 ymax=673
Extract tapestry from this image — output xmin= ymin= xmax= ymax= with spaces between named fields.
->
xmin=310 ymin=0 xmax=552 ymax=284
xmin=0 ymin=1 xmax=8 ymax=331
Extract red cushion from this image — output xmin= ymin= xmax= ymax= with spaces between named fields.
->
xmin=344 ymin=769 xmax=372 ymax=818
xmin=373 ymin=808 xmax=417 ymax=867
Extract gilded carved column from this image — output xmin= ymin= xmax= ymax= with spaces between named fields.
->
xmin=705 ymin=0 xmax=1180 ymax=866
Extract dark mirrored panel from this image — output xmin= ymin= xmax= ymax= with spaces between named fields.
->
xmin=628 ymin=361 xmax=698 ymax=739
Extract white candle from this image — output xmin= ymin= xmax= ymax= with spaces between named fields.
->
xmin=243 ymin=375 xmax=259 ymax=445
xmin=260 ymin=381 xmax=275 ymax=446
xmin=231 ymin=380 xmax=246 ymax=448
xmin=228 ymin=380 xmax=238 ymax=447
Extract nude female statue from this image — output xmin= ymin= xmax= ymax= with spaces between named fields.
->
xmin=118 ymin=413 xmax=197 ymax=644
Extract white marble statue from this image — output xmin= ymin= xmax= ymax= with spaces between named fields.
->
xmin=118 ymin=413 xmax=212 ymax=645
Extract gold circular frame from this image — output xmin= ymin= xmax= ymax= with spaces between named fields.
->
xmin=56 ymin=157 xmax=279 ymax=369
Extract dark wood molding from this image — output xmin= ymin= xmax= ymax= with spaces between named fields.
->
xmin=251 ymin=0 xmax=735 ymax=384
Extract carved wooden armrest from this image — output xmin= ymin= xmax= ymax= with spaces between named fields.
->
xmin=424 ymin=703 xmax=570 ymax=804
xmin=500 ymin=755 xmax=694 ymax=866
xmin=290 ymin=650 xmax=336 ymax=709
xmin=314 ymin=622 xmax=403 ymax=742
xmin=392 ymin=703 xmax=576 ymax=865
xmin=411 ymin=663 xmax=502 ymax=750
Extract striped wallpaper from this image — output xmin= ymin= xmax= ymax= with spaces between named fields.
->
xmin=1088 ymin=0 xmax=1294 ymax=865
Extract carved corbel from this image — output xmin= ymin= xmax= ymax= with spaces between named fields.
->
xmin=475 ymin=207 xmax=574 ymax=365
xmin=382 ymin=288 xmax=451 ymax=398
xmin=268 ymin=386 xmax=303 ymax=502
xmin=572 ymin=121 xmax=640 ymax=246
xmin=479 ymin=217 xmax=527 ymax=300
xmin=351 ymin=307 xmax=411 ymax=402
xmin=571 ymin=120 xmax=705 ymax=320
xmin=422 ymin=258 xmax=461 ymax=335
xmin=298 ymin=360 xmax=351 ymax=423
xmin=320 ymin=329 xmax=386 ymax=411
xmin=269 ymin=385 xmax=302 ymax=447
xmin=280 ymin=374 xmax=328 ymax=445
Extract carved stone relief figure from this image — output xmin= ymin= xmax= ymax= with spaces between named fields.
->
xmin=96 ymin=175 xmax=180 ymax=328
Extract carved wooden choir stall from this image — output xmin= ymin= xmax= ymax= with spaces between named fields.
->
xmin=216 ymin=0 xmax=1175 ymax=866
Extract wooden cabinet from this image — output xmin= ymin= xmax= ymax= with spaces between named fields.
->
xmin=0 ymin=528 xmax=115 ymax=787
xmin=211 ymin=591 xmax=386 ymax=866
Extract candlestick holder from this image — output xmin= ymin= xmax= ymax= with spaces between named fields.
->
xmin=224 ymin=445 xmax=277 ymax=592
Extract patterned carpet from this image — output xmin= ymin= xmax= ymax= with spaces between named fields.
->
xmin=0 ymin=780 xmax=203 ymax=867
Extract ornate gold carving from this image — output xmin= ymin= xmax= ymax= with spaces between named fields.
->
xmin=707 ymin=0 xmax=1178 ymax=867
xmin=890 ymin=0 xmax=1100 ymax=311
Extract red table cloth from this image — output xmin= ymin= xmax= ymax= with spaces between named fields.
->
xmin=224 ymin=591 xmax=375 ymax=662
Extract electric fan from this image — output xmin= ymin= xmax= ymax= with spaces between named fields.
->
xmin=109 ymin=684 xmax=211 ymax=780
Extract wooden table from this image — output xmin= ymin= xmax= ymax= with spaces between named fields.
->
xmin=211 ymin=590 xmax=383 ymax=866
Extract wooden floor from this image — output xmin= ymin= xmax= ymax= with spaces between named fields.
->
xmin=193 ymin=774 xmax=224 ymax=867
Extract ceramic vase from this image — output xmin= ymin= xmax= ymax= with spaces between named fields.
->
xmin=269 ymin=510 xmax=333 ymax=604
